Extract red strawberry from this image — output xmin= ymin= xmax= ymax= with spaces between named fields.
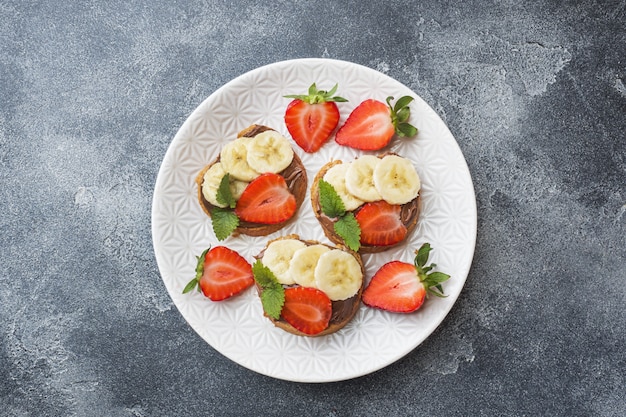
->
xmin=362 ymin=243 xmax=451 ymax=313
xmin=183 ymin=246 xmax=254 ymax=301
xmin=235 ymin=173 xmax=296 ymax=224
xmin=284 ymin=83 xmax=347 ymax=153
xmin=281 ymin=286 xmax=332 ymax=335
xmin=355 ymin=200 xmax=407 ymax=247
xmin=335 ymin=96 xmax=417 ymax=150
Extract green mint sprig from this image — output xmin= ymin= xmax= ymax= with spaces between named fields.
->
xmin=211 ymin=174 xmax=240 ymax=241
xmin=252 ymin=260 xmax=285 ymax=320
xmin=318 ymin=179 xmax=361 ymax=252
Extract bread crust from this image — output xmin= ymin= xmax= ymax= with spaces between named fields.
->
xmin=255 ymin=234 xmax=365 ymax=337
xmin=195 ymin=125 xmax=307 ymax=237
xmin=310 ymin=155 xmax=421 ymax=254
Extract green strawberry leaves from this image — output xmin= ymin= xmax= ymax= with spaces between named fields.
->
xmin=252 ymin=260 xmax=285 ymax=320
xmin=386 ymin=95 xmax=418 ymax=138
xmin=183 ymin=247 xmax=210 ymax=294
xmin=413 ymin=243 xmax=450 ymax=297
xmin=284 ymin=82 xmax=348 ymax=104
xmin=318 ymin=179 xmax=361 ymax=252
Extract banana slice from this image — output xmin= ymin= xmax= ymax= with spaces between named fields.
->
xmin=262 ymin=239 xmax=307 ymax=285
xmin=220 ymin=138 xmax=260 ymax=181
xmin=322 ymin=162 xmax=364 ymax=212
xmin=314 ymin=249 xmax=363 ymax=301
xmin=373 ymin=155 xmax=420 ymax=205
xmin=201 ymin=162 xmax=249 ymax=207
xmin=345 ymin=155 xmax=383 ymax=202
xmin=288 ymin=244 xmax=331 ymax=288
xmin=246 ymin=130 xmax=294 ymax=174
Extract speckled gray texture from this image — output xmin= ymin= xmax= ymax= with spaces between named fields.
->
xmin=1 ymin=1 xmax=624 ymax=416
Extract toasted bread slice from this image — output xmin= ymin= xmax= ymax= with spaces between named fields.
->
xmin=195 ymin=124 xmax=307 ymax=237
xmin=255 ymin=234 xmax=364 ymax=337
xmin=310 ymin=156 xmax=421 ymax=253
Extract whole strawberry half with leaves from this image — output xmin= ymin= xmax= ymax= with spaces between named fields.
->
xmin=284 ymin=83 xmax=347 ymax=153
xmin=335 ymin=96 xmax=418 ymax=150
xmin=362 ymin=243 xmax=450 ymax=313
xmin=183 ymin=246 xmax=254 ymax=301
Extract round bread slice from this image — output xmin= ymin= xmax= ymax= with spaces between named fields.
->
xmin=310 ymin=155 xmax=421 ymax=254
xmin=254 ymin=234 xmax=365 ymax=337
xmin=195 ymin=124 xmax=307 ymax=237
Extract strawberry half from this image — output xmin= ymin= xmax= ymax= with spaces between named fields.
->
xmin=183 ymin=246 xmax=254 ymax=301
xmin=284 ymin=83 xmax=347 ymax=153
xmin=235 ymin=173 xmax=296 ymax=224
xmin=362 ymin=243 xmax=450 ymax=313
xmin=281 ymin=286 xmax=332 ymax=335
xmin=355 ymin=200 xmax=407 ymax=247
xmin=335 ymin=96 xmax=417 ymax=150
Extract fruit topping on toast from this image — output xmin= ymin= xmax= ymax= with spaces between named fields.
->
xmin=196 ymin=125 xmax=307 ymax=240
xmin=253 ymin=235 xmax=364 ymax=336
xmin=312 ymin=154 xmax=421 ymax=252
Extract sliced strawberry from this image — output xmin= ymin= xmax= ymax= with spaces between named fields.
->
xmin=355 ymin=200 xmax=407 ymax=247
xmin=335 ymin=96 xmax=417 ymax=150
xmin=235 ymin=173 xmax=296 ymax=224
xmin=284 ymin=83 xmax=346 ymax=153
xmin=281 ymin=286 xmax=332 ymax=335
xmin=184 ymin=246 xmax=254 ymax=301
xmin=362 ymin=243 xmax=451 ymax=313
xmin=362 ymin=261 xmax=425 ymax=313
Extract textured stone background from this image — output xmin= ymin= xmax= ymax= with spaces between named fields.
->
xmin=1 ymin=1 xmax=624 ymax=416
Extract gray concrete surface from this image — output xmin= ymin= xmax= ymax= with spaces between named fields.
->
xmin=1 ymin=1 xmax=624 ymax=416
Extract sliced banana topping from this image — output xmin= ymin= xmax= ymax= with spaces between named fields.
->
xmin=323 ymin=162 xmax=364 ymax=212
xmin=289 ymin=244 xmax=331 ymax=288
xmin=201 ymin=162 xmax=249 ymax=207
xmin=246 ymin=130 xmax=294 ymax=174
xmin=220 ymin=137 xmax=260 ymax=182
xmin=345 ymin=154 xmax=383 ymax=202
xmin=373 ymin=155 xmax=420 ymax=205
xmin=262 ymin=239 xmax=307 ymax=285
xmin=314 ymin=249 xmax=363 ymax=301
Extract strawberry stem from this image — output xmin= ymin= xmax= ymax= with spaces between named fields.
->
xmin=413 ymin=243 xmax=450 ymax=297
xmin=284 ymin=83 xmax=348 ymax=104
xmin=386 ymin=95 xmax=418 ymax=138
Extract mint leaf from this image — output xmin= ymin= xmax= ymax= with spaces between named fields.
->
xmin=211 ymin=207 xmax=239 ymax=241
xmin=216 ymin=174 xmax=236 ymax=209
xmin=334 ymin=212 xmax=361 ymax=252
xmin=252 ymin=260 xmax=284 ymax=320
xmin=318 ymin=179 xmax=345 ymax=218
xmin=260 ymin=286 xmax=285 ymax=320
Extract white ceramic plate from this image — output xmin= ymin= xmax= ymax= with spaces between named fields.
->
xmin=152 ymin=58 xmax=476 ymax=383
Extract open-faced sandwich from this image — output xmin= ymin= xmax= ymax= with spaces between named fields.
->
xmin=310 ymin=153 xmax=421 ymax=253
xmin=252 ymin=234 xmax=364 ymax=337
xmin=196 ymin=124 xmax=308 ymax=240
